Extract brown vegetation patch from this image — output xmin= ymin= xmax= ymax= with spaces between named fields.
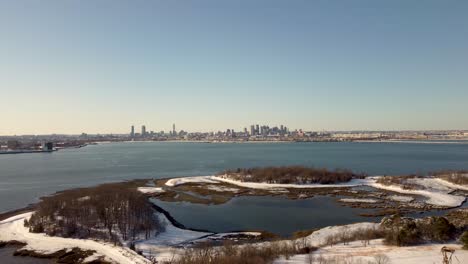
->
xmin=433 ymin=170 xmax=468 ymax=185
xmin=219 ymin=166 xmax=366 ymax=184
xmin=164 ymin=241 xmax=313 ymax=264
xmin=445 ymin=208 xmax=468 ymax=229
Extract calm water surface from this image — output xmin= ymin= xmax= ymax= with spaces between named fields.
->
xmin=0 ymin=246 xmax=51 ymax=264
xmin=1 ymin=141 xmax=468 ymax=212
xmin=153 ymin=195 xmax=379 ymax=237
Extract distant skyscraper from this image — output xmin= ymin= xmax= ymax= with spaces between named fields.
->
xmin=172 ymin=123 xmax=176 ymax=136
xmin=130 ymin=125 xmax=135 ymax=137
xmin=141 ymin=125 xmax=146 ymax=136
xmin=250 ymin=125 xmax=255 ymax=136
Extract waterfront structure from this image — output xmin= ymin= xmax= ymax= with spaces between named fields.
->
xmin=172 ymin=124 xmax=177 ymax=136
xmin=42 ymin=142 xmax=54 ymax=151
xmin=130 ymin=125 xmax=135 ymax=138
xmin=141 ymin=125 xmax=146 ymax=137
xmin=7 ymin=140 xmax=20 ymax=150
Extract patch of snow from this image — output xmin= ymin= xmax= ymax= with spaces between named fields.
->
xmin=433 ymin=178 xmax=468 ymax=191
xmin=0 ymin=213 xmax=150 ymax=264
xmin=165 ymin=177 xmax=219 ymax=187
xmin=210 ymin=175 xmax=371 ymax=189
xmin=388 ymin=195 xmax=414 ymax=202
xmin=339 ymin=198 xmax=378 ymax=203
xmin=138 ymin=187 xmax=165 ymax=194
xmin=191 ymin=232 xmax=262 ymax=243
xmin=303 ymin=222 xmax=380 ymax=247
xmin=205 ymin=185 xmax=239 ymax=192
xmin=82 ymin=253 xmax=102 ymax=263
xmin=77 ymin=196 xmax=91 ymax=202
xmin=408 ymin=178 xmax=453 ymax=192
xmin=369 ymin=182 xmax=466 ymax=207
xmin=206 ymin=232 xmax=261 ymax=239
xmin=136 ymin=213 xmax=212 ymax=247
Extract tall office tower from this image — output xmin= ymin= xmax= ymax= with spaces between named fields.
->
xmin=172 ymin=124 xmax=177 ymax=136
xmin=250 ymin=125 xmax=255 ymax=136
xmin=255 ymin=124 xmax=260 ymax=135
xmin=141 ymin=125 xmax=146 ymax=136
xmin=130 ymin=125 xmax=135 ymax=137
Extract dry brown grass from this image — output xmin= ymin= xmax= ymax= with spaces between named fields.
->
xmin=433 ymin=170 xmax=468 ymax=185
xmin=164 ymin=241 xmax=314 ymax=264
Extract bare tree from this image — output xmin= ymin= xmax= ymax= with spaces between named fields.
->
xmin=374 ymin=254 xmax=391 ymax=264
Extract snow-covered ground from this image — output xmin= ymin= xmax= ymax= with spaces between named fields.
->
xmin=0 ymin=213 xmax=151 ymax=264
xmin=339 ymin=198 xmax=379 ymax=203
xmin=388 ymin=195 xmax=414 ymax=202
xmin=163 ymin=175 xmax=467 ymax=208
xmin=210 ymin=175 xmax=372 ymax=189
xmin=302 ymin=222 xmax=380 ymax=247
xmin=165 ymin=176 xmax=220 ymax=187
xmin=205 ymin=185 xmax=240 ymax=192
xmin=433 ymin=178 xmax=468 ymax=191
xmin=137 ymin=187 xmax=165 ymax=194
xmin=274 ymin=240 xmax=468 ymax=264
xmin=139 ymin=213 xmax=212 ymax=247
xmin=369 ymin=182 xmax=466 ymax=207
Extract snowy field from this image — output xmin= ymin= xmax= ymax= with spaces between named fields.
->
xmin=274 ymin=240 xmax=468 ymax=264
xmin=0 ymin=213 xmax=151 ymax=264
xmin=2 ymin=211 xmax=468 ymax=264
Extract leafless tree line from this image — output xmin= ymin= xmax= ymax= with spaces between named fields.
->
xmin=26 ymin=184 xmax=164 ymax=244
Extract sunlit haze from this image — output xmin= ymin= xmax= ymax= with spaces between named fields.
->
xmin=1 ymin=0 xmax=468 ymax=135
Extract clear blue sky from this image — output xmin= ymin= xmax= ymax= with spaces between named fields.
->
xmin=1 ymin=0 xmax=467 ymax=135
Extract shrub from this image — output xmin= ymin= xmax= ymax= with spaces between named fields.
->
xmin=430 ymin=217 xmax=455 ymax=242
xmin=384 ymin=221 xmax=421 ymax=246
xmin=460 ymin=231 xmax=468 ymax=250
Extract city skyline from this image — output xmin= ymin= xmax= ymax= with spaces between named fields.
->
xmin=1 ymin=1 xmax=468 ymax=135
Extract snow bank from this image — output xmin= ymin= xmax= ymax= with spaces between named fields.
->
xmin=165 ymin=176 xmax=219 ymax=187
xmin=137 ymin=187 xmax=165 ymax=194
xmin=137 ymin=213 xmax=212 ymax=247
xmin=433 ymin=178 xmax=468 ymax=191
xmin=0 ymin=213 xmax=150 ymax=264
xmin=339 ymin=198 xmax=379 ymax=203
xmin=388 ymin=195 xmax=414 ymax=202
xmin=305 ymin=222 xmax=379 ymax=247
xmin=369 ymin=182 xmax=466 ymax=207
xmin=210 ymin=176 xmax=371 ymax=190
xmin=205 ymin=185 xmax=240 ymax=192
